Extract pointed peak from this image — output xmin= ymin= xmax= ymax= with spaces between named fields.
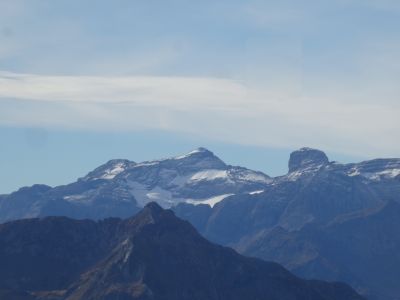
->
xmin=288 ymin=147 xmax=329 ymax=173
xmin=143 ymin=201 xmax=164 ymax=215
xmin=194 ymin=147 xmax=212 ymax=153
xmin=169 ymin=147 xmax=226 ymax=170
xmin=138 ymin=201 xmax=173 ymax=222
xmin=126 ymin=202 xmax=176 ymax=229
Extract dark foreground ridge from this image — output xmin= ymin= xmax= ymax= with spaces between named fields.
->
xmin=0 ymin=202 xmax=364 ymax=300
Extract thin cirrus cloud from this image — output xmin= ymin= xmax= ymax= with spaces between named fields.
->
xmin=0 ymin=71 xmax=399 ymax=158
xmin=0 ymin=1 xmax=399 ymax=159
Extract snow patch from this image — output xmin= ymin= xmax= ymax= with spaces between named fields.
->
xmin=234 ymin=170 xmax=271 ymax=183
xmin=249 ymin=190 xmax=264 ymax=195
xmin=347 ymin=168 xmax=360 ymax=177
xmin=132 ymin=161 xmax=160 ymax=168
xmin=170 ymin=169 xmax=231 ymax=187
xmin=348 ymin=167 xmax=400 ymax=180
xmin=379 ymin=168 xmax=400 ymax=178
xmin=127 ymin=180 xmax=235 ymax=208
xmin=63 ymin=194 xmax=89 ymax=204
xmin=186 ymin=194 xmax=234 ymax=207
xmin=100 ymin=163 xmax=126 ymax=179
xmin=190 ymin=170 xmax=228 ymax=181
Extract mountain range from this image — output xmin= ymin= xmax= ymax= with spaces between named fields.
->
xmin=1 ymin=147 xmax=399 ymax=299
xmin=0 ymin=147 xmax=270 ymax=221
xmin=0 ymin=202 xmax=364 ymax=300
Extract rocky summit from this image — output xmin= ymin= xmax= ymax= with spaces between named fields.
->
xmin=288 ymin=147 xmax=329 ymax=172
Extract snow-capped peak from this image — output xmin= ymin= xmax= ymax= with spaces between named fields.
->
xmin=173 ymin=147 xmax=213 ymax=160
xmin=130 ymin=147 xmax=222 ymax=168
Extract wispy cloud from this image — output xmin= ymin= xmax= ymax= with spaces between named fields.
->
xmin=0 ymin=1 xmax=399 ymax=158
xmin=1 ymin=71 xmax=399 ymax=157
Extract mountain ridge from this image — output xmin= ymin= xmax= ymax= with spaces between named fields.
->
xmin=0 ymin=202 xmax=365 ymax=300
xmin=1 ymin=146 xmax=399 ymax=224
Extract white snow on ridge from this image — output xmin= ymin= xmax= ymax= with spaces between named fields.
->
xmin=249 ymin=190 xmax=264 ymax=195
xmin=173 ymin=148 xmax=203 ymax=160
xmin=132 ymin=148 xmax=206 ymax=167
xmin=348 ymin=167 xmax=400 ymax=180
xmin=100 ymin=164 xmax=126 ymax=179
xmin=347 ymin=168 xmax=360 ymax=177
xmin=127 ymin=180 xmax=235 ymax=208
xmin=170 ymin=169 xmax=231 ymax=187
xmin=235 ymin=170 xmax=271 ymax=183
xmin=379 ymin=168 xmax=400 ymax=178
xmin=186 ymin=194 xmax=234 ymax=207
xmin=132 ymin=161 xmax=159 ymax=168
xmin=63 ymin=194 xmax=91 ymax=204
xmin=190 ymin=170 xmax=228 ymax=181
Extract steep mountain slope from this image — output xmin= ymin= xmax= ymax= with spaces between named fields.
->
xmin=0 ymin=203 xmax=364 ymax=300
xmin=173 ymin=148 xmax=400 ymax=300
xmin=237 ymin=201 xmax=400 ymax=300
xmin=0 ymin=148 xmax=270 ymax=222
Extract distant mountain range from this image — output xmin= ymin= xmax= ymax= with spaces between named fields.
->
xmin=1 ymin=147 xmax=399 ymax=299
xmin=0 ymin=203 xmax=364 ymax=300
xmin=0 ymin=147 xmax=271 ymax=221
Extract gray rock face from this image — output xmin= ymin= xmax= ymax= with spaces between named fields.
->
xmin=0 ymin=203 xmax=365 ymax=300
xmin=288 ymin=147 xmax=329 ymax=172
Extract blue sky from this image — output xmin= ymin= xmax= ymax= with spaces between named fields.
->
xmin=0 ymin=0 xmax=399 ymax=193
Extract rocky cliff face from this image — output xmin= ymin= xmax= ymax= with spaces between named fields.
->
xmin=288 ymin=147 xmax=329 ymax=172
xmin=0 ymin=203 xmax=364 ymax=300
